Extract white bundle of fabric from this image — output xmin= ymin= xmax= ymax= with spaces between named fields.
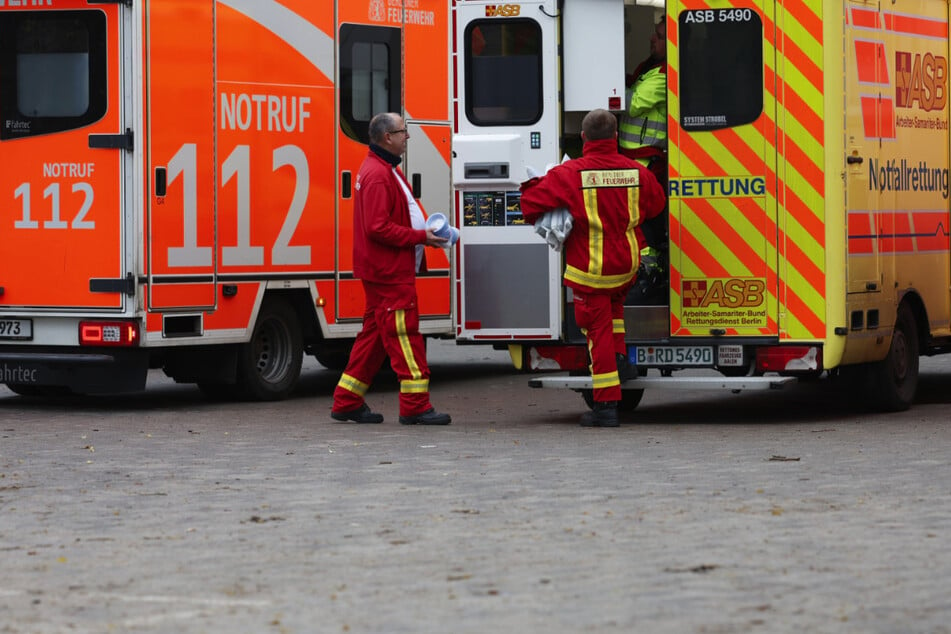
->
xmin=533 ymin=207 xmax=573 ymax=251
xmin=526 ymin=163 xmax=572 ymax=251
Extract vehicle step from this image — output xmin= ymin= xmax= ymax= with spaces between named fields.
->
xmin=528 ymin=375 xmax=797 ymax=391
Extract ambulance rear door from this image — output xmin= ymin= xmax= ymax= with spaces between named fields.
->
xmin=667 ymin=2 xmax=780 ymax=339
xmin=0 ymin=1 xmax=130 ymax=313
xmin=453 ymin=0 xmax=563 ymax=342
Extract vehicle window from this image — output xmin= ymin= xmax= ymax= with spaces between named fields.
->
xmin=465 ymin=19 xmax=542 ymax=126
xmin=339 ymin=24 xmax=401 ymax=144
xmin=678 ymin=9 xmax=763 ymax=131
xmin=0 ymin=10 xmax=107 ymax=140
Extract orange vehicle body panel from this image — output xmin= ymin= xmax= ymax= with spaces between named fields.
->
xmin=214 ymin=1 xmax=335 ymax=274
xmin=335 ymin=1 xmax=376 ymax=321
xmin=0 ymin=1 xmax=123 ymax=310
xmin=405 ymin=0 xmax=450 ymax=122
xmin=136 ymin=1 xmax=452 ymax=336
xmin=146 ymin=1 xmax=217 ymax=311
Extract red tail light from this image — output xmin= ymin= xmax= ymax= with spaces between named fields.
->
xmin=79 ymin=321 xmax=140 ymax=347
xmin=755 ymin=346 xmax=820 ymax=372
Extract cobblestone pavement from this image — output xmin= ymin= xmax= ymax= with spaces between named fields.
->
xmin=1 ymin=345 xmax=950 ymax=634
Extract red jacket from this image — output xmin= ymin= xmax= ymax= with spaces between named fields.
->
xmin=353 ymin=148 xmax=428 ymax=285
xmin=520 ymin=137 xmax=666 ymax=294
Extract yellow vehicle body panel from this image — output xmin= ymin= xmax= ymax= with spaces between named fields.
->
xmin=667 ymin=0 xmax=950 ymax=369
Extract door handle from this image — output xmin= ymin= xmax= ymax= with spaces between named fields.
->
xmin=412 ymin=173 xmax=422 ymax=199
xmin=846 ymin=155 xmax=864 ymax=165
xmin=155 ymin=167 xmax=167 ymax=197
xmin=341 ymin=171 xmax=352 ymax=199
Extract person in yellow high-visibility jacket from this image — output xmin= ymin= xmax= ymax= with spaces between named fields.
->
xmin=619 ymin=18 xmax=667 ymax=183
xmin=621 ymin=18 xmax=669 ymax=306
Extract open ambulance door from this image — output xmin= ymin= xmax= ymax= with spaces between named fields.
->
xmin=146 ymin=1 xmax=217 ymax=314
xmin=0 ymin=1 xmax=130 ymax=312
xmin=666 ymin=0 xmax=780 ymax=340
xmin=452 ymin=0 xmax=563 ymax=342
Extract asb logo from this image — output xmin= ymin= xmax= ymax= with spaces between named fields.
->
xmin=682 ymin=279 xmax=766 ymax=308
xmin=895 ymin=51 xmax=947 ymax=111
xmin=682 ymin=280 xmax=708 ymax=308
xmin=850 ymin=7 xmax=950 ymax=138
xmin=485 ymin=4 xmax=521 ymax=17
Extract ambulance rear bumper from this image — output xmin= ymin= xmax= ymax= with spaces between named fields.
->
xmin=528 ymin=375 xmax=797 ymax=391
xmin=0 ymin=348 xmax=149 ymax=394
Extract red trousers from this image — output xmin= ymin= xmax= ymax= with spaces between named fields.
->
xmin=573 ymin=288 xmax=628 ymax=403
xmin=332 ymin=281 xmax=432 ymax=416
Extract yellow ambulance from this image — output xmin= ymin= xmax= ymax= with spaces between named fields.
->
xmin=452 ymin=0 xmax=950 ymax=411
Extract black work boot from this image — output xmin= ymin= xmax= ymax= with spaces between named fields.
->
xmin=331 ymin=404 xmax=384 ymax=424
xmin=616 ymin=353 xmax=637 ymax=382
xmin=580 ymin=401 xmax=620 ymax=427
xmin=399 ymin=407 xmax=452 ymax=425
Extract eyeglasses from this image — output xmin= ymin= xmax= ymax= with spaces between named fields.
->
xmin=388 ymin=128 xmax=407 ymax=135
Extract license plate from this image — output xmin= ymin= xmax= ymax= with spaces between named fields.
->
xmin=0 ymin=318 xmax=32 ymax=340
xmin=632 ymin=345 xmax=713 ymax=366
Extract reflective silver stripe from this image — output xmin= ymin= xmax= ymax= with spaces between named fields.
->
xmin=619 ymin=117 xmax=666 ymax=146
xmin=622 ymin=116 xmax=666 ymax=132
xmin=620 ymin=137 xmax=666 ymax=149
xmin=619 ymin=129 xmax=666 ymax=148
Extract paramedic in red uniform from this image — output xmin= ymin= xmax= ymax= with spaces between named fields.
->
xmin=331 ymin=112 xmax=452 ymax=425
xmin=520 ymin=109 xmax=666 ymax=427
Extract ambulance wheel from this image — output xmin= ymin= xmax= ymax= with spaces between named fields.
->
xmin=867 ymin=304 xmax=919 ymax=412
xmin=581 ymin=387 xmax=644 ymax=412
xmin=235 ymin=298 xmax=303 ymax=401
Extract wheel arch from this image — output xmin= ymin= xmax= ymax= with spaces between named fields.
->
xmin=897 ymin=290 xmax=929 ymax=352
xmin=262 ymin=288 xmax=357 ymax=371
xmin=262 ymin=288 xmax=321 ymax=343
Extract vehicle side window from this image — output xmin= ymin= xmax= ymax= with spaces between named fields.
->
xmin=465 ymin=19 xmax=542 ymax=126
xmin=678 ymin=9 xmax=763 ymax=131
xmin=0 ymin=10 xmax=107 ymax=140
xmin=339 ymin=24 xmax=401 ymax=145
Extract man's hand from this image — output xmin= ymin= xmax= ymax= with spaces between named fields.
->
xmin=424 ymin=228 xmax=449 ymax=247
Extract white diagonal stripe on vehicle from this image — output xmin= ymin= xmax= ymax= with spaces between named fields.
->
xmin=218 ymin=0 xmax=334 ymax=81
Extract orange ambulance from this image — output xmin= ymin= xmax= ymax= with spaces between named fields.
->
xmin=0 ymin=0 xmax=452 ymax=398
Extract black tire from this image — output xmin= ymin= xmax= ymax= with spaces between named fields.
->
xmin=579 ymin=365 xmax=647 ymax=412
xmin=234 ymin=299 xmax=303 ymax=401
xmin=867 ymin=304 xmax=919 ymax=412
xmin=313 ymin=339 xmax=355 ymax=371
